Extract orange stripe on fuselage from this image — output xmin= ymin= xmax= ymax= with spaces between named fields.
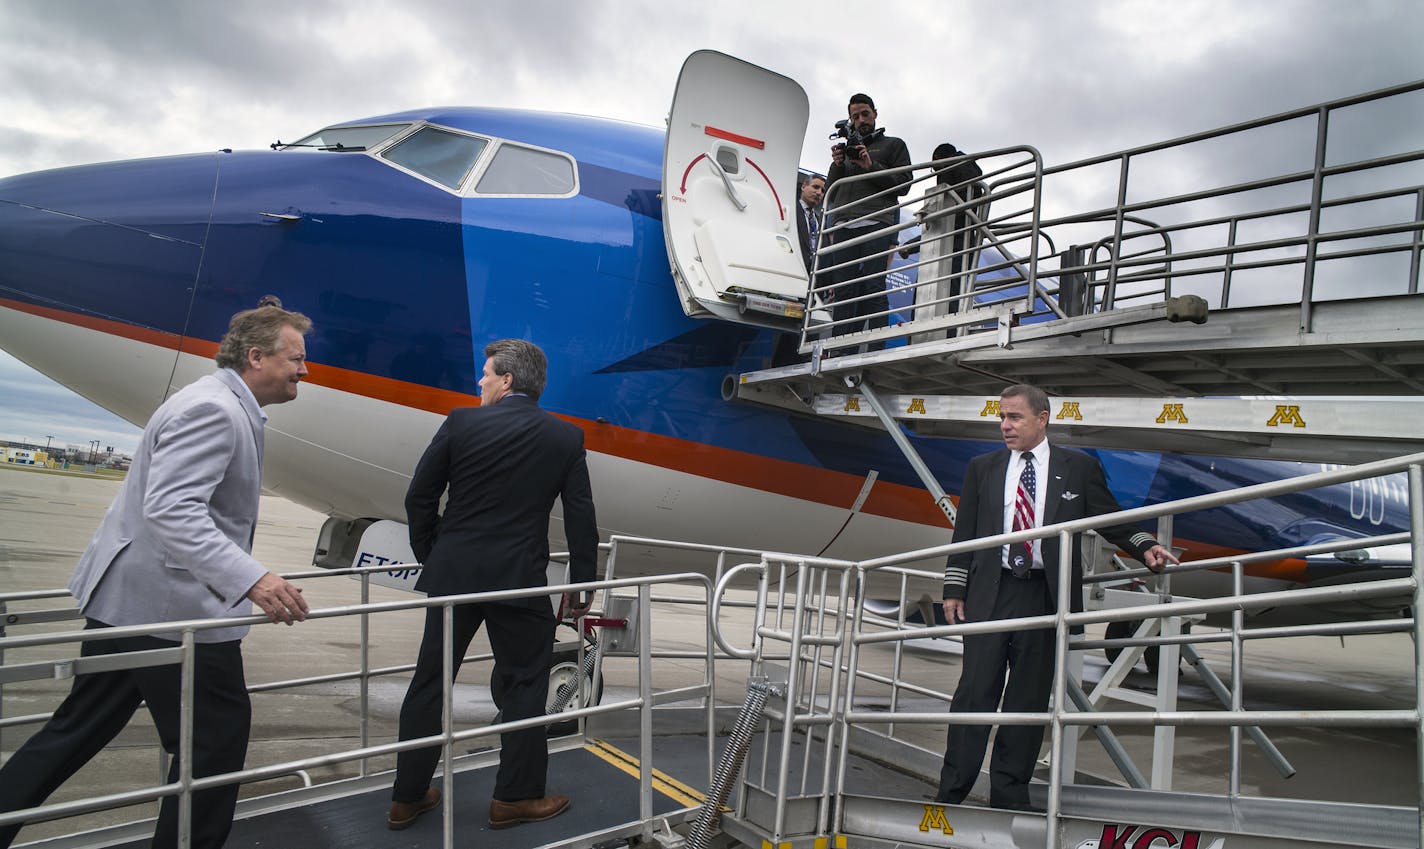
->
xmin=12 ymin=297 xmax=1318 ymax=570
xmin=1 ymin=298 xmax=951 ymax=528
xmin=2 ymin=297 xmax=185 ymax=350
xmin=1174 ymin=540 xmax=1311 ymax=583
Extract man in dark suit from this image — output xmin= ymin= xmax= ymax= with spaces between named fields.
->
xmin=388 ymin=339 xmax=599 ymax=831
xmin=0 ymin=301 xmax=312 ymax=849
xmin=936 ymin=384 xmax=1177 ymax=811
xmin=796 ymin=173 xmax=826 ymax=274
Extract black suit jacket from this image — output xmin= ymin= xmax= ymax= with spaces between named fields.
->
xmin=405 ymin=395 xmax=599 ymax=598
xmin=942 ymin=445 xmax=1157 ymax=621
xmin=796 ymin=201 xmax=815 ymax=273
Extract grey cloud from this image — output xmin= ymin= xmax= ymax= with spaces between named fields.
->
xmin=4 ymin=1 xmax=328 ymax=78
xmin=0 ymin=354 xmax=141 ymax=453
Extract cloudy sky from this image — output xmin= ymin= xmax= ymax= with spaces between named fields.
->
xmin=2 ymin=0 xmax=1421 ymax=453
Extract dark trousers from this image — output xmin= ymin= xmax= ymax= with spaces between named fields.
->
xmin=937 ymin=572 xmax=1054 ymax=809
xmin=393 ymin=600 xmax=555 ymax=803
xmin=0 ymin=620 xmax=250 ymax=849
xmin=827 ymin=229 xmax=896 ymax=345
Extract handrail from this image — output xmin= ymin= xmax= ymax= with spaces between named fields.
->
xmin=711 ymin=562 xmax=766 ymax=659
xmin=858 ymin=450 xmax=1424 ymax=572
xmin=1040 ymin=79 xmax=1424 ymax=176
xmin=795 ymin=80 xmax=1424 ymax=358
xmin=0 ymin=570 xmax=713 ymax=847
xmin=4 ymin=456 xmax=1421 ymax=847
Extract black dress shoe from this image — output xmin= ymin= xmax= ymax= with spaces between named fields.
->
xmin=388 ymin=787 xmax=441 ymax=830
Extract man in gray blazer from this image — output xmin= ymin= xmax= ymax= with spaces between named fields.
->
xmin=936 ymin=383 xmax=1177 ymax=811
xmin=0 ymin=302 xmax=313 ymax=849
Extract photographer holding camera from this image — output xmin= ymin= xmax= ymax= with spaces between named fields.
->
xmin=824 ymin=93 xmax=912 ymax=350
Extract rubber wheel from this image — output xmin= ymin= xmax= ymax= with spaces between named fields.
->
xmin=545 ymin=647 xmax=602 ymax=736
xmin=1103 ymin=620 xmax=1160 ymax=675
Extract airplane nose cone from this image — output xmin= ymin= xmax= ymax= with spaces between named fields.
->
xmin=0 ymin=154 xmax=227 ymax=428
xmin=0 ymin=153 xmax=222 ymax=333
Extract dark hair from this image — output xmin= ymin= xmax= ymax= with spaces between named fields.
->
xmin=1000 ymin=383 xmax=1050 ymax=416
xmin=484 ymin=339 xmax=548 ymax=401
xmin=215 ymin=305 xmax=312 ymax=372
xmin=848 ymin=93 xmax=876 ymax=112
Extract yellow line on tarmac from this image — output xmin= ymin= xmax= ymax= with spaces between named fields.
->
xmin=584 ymin=739 xmax=712 ymax=809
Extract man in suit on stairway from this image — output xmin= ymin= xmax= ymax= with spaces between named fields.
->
xmin=936 ymin=383 xmax=1177 ymax=811
xmin=796 ymin=173 xmax=826 ymax=275
xmin=388 ymin=338 xmax=599 ymax=831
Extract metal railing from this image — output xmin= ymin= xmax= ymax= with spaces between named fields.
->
xmin=0 ymin=568 xmax=720 ymax=848
xmin=833 ymin=452 xmax=1421 ymax=849
xmin=685 ymin=452 xmax=1419 ymax=848
xmin=3 ymin=454 xmax=1421 ymax=848
xmin=800 ymin=79 xmax=1424 ymax=355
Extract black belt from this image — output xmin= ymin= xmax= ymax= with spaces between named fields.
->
xmin=1002 ymin=568 xmax=1046 ymax=581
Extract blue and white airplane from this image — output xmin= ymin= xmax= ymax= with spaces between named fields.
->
xmin=0 ymin=52 xmax=1410 ymax=627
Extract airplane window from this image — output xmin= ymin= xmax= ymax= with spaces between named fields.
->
xmin=473 ymin=144 xmax=575 ymax=196
xmin=285 ymin=124 xmax=411 ymax=151
xmin=382 ymin=128 xmax=488 ymax=189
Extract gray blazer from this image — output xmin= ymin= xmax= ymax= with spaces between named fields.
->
xmin=69 ymin=369 xmax=270 ymax=642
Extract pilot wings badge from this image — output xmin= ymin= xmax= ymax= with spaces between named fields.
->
xmin=1061 ymin=491 xmax=1080 ymax=501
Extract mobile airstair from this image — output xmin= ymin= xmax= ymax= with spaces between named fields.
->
xmin=731 ymin=79 xmax=1424 ymax=474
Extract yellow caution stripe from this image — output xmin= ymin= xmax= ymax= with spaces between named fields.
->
xmin=584 ymin=739 xmax=715 ymax=810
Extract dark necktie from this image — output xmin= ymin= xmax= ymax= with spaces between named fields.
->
xmin=806 ymin=204 xmax=819 ymax=243
xmin=1011 ymin=453 xmax=1036 ymax=577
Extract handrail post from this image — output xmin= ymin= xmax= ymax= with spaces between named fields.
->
xmin=1047 ymin=529 xmax=1074 ymax=849
xmin=811 ymin=566 xmax=852 ymax=835
xmin=1027 ymin=152 xmax=1046 ymax=315
xmin=1411 ymin=188 xmax=1423 ymax=295
xmin=440 ymin=602 xmax=454 ymax=849
xmin=771 ymin=562 xmax=810 ymax=842
xmin=1229 ymin=560 xmax=1245 ymax=797
xmin=359 ymin=570 xmax=370 ymax=777
xmin=1222 ymin=218 xmax=1239 ymax=308
xmin=1103 ymin=155 xmax=1130 ymax=312
xmin=1 ymin=598 xmax=6 ymax=758
xmin=831 ymin=569 xmax=865 ymax=837
xmin=178 ymin=629 xmax=195 ymax=849
xmin=1409 ymin=462 xmax=1423 ymax=847
xmin=705 ymin=560 xmax=719 ymax=792
xmin=1301 ymin=105 xmax=1330 ymax=332
xmin=1151 ymin=514 xmax=1179 ymax=790
xmin=639 ymin=582 xmax=654 ymax=837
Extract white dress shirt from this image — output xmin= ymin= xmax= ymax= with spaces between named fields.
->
xmin=1000 ymin=439 xmax=1050 ymax=570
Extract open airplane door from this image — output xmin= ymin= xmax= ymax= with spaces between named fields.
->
xmin=662 ymin=51 xmax=810 ymax=328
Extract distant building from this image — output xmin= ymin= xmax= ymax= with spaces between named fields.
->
xmin=2 ymin=447 xmax=48 ymax=466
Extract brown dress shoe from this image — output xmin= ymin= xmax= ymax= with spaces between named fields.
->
xmin=388 ymin=787 xmax=441 ymax=830
xmin=488 ymin=794 xmax=570 ymax=829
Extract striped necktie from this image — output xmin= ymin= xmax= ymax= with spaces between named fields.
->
xmin=1011 ymin=453 xmax=1036 ymax=577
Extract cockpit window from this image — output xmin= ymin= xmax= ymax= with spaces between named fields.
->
xmin=284 ymin=124 xmax=411 ymax=152
xmin=382 ymin=127 xmax=488 ymax=189
xmin=473 ymin=143 xmax=576 ymax=196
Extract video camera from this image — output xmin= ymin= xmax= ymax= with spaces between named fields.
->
xmin=830 ymin=120 xmax=884 ymax=156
